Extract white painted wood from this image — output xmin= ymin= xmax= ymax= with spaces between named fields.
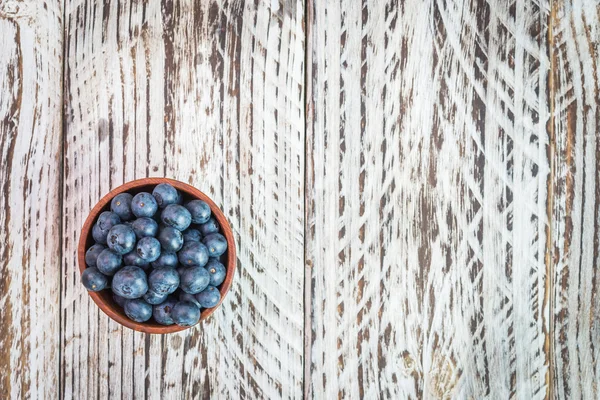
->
xmin=2 ymin=0 xmax=598 ymax=397
xmin=62 ymin=0 xmax=304 ymax=399
xmin=551 ymin=1 xmax=600 ymax=398
xmin=306 ymin=0 xmax=551 ymax=398
xmin=0 ymin=0 xmax=63 ymax=398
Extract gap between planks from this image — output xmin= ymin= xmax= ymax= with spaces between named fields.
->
xmin=303 ymin=0 xmax=313 ymax=398
xmin=544 ymin=1 xmax=557 ymax=398
xmin=58 ymin=0 xmax=68 ymax=396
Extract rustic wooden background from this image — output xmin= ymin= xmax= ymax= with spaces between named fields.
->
xmin=0 ymin=0 xmax=598 ymax=399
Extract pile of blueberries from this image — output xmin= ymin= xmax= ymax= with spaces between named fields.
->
xmin=81 ymin=183 xmax=228 ymax=327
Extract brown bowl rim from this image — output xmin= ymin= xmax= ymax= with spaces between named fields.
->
xmin=77 ymin=177 xmax=236 ymax=334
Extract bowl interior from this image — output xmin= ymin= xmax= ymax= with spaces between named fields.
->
xmin=78 ymin=178 xmax=236 ymax=334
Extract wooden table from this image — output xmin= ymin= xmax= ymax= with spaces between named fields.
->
xmin=1 ymin=0 xmax=598 ymax=398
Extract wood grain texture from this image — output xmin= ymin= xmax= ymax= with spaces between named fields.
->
xmin=2 ymin=0 xmax=599 ymax=397
xmin=0 ymin=0 xmax=63 ymax=398
xmin=62 ymin=0 xmax=304 ymax=399
xmin=551 ymin=1 xmax=600 ymax=398
xmin=306 ymin=0 xmax=551 ymax=398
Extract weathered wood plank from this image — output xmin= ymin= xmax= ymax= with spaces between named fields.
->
xmin=551 ymin=1 xmax=600 ymax=398
xmin=62 ymin=0 xmax=304 ymax=398
xmin=305 ymin=0 xmax=551 ymax=398
xmin=0 ymin=0 xmax=63 ymax=398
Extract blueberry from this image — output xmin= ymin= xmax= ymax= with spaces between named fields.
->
xmin=179 ymin=266 xmax=210 ymax=294
xmin=178 ymin=241 xmax=209 ymax=267
xmin=92 ymin=224 xmax=108 ymax=244
xmin=131 ymin=192 xmax=158 ymax=218
xmin=113 ymin=293 xmax=127 ymax=307
xmin=176 ymin=266 xmax=186 ymax=277
xmin=202 ymin=233 xmax=228 ymax=257
xmin=111 ymin=193 xmax=134 ymax=221
xmin=178 ymin=292 xmax=201 ymax=308
xmin=184 ymin=200 xmax=211 ymax=224
xmin=205 ymin=258 xmax=226 ymax=286
xmin=143 ymin=290 xmax=168 ymax=305
xmin=153 ymin=297 xmax=178 ymax=325
xmin=199 ymin=217 xmax=219 ymax=236
xmin=171 ymin=301 xmax=201 ymax=326
xmin=92 ymin=211 xmax=121 ymax=244
xmin=111 ymin=266 xmax=148 ymax=299
xmin=85 ymin=244 xmax=106 ymax=267
xmin=124 ymin=299 xmax=153 ymax=322
xmin=136 ymin=237 xmax=161 ymax=262
xmin=148 ymin=267 xmax=180 ymax=295
xmin=152 ymin=183 xmax=179 ymax=209
xmin=81 ymin=267 xmax=109 ymax=292
xmin=195 ymin=286 xmax=221 ymax=308
xmin=182 ymin=228 xmax=202 ymax=243
xmin=157 ymin=226 xmax=184 ymax=252
xmin=176 ymin=191 xmax=184 ymax=205
xmin=96 ymin=249 xmax=123 ymax=276
xmin=131 ymin=217 xmax=158 ymax=239
xmin=123 ymin=250 xmax=150 ymax=267
xmin=151 ymin=251 xmax=179 ymax=268
xmin=98 ymin=211 xmax=122 ymax=231
xmin=161 ymin=204 xmax=192 ymax=231
xmin=106 ymin=224 xmax=136 ymax=255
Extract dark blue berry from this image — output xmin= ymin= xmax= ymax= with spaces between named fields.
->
xmin=107 ymin=224 xmax=136 ymax=255
xmin=178 ymin=241 xmax=209 ymax=267
xmin=152 ymin=183 xmax=179 ymax=208
xmin=92 ymin=224 xmax=108 ymax=244
xmin=178 ymin=292 xmax=201 ymax=308
xmin=131 ymin=192 xmax=158 ymax=218
xmin=179 ymin=266 xmax=210 ymax=294
xmin=148 ymin=267 xmax=180 ymax=295
xmin=131 ymin=217 xmax=158 ymax=239
xmin=171 ymin=301 xmax=201 ymax=326
xmin=157 ymin=226 xmax=184 ymax=252
xmin=124 ymin=299 xmax=153 ymax=322
xmin=184 ymin=200 xmax=211 ymax=224
xmin=113 ymin=293 xmax=127 ymax=307
xmin=202 ymin=233 xmax=228 ymax=257
xmin=143 ymin=290 xmax=168 ymax=305
xmin=151 ymin=251 xmax=179 ymax=268
xmin=161 ymin=204 xmax=192 ymax=231
xmin=98 ymin=211 xmax=122 ymax=231
xmin=81 ymin=267 xmax=109 ymax=292
xmin=136 ymin=237 xmax=161 ymax=262
xmin=199 ymin=217 xmax=219 ymax=236
xmin=92 ymin=211 xmax=121 ymax=244
xmin=85 ymin=244 xmax=106 ymax=267
xmin=96 ymin=249 xmax=123 ymax=276
xmin=205 ymin=258 xmax=226 ymax=286
xmin=111 ymin=266 xmax=148 ymax=299
xmin=111 ymin=193 xmax=134 ymax=221
xmin=182 ymin=228 xmax=202 ymax=243
xmin=195 ymin=286 xmax=221 ymax=308
xmin=153 ymin=297 xmax=178 ymax=325
xmin=123 ymin=250 xmax=150 ymax=267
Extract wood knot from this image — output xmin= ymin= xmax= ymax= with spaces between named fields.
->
xmin=403 ymin=352 xmax=415 ymax=372
xmin=0 ymin=1 xmax=33 ymax=19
